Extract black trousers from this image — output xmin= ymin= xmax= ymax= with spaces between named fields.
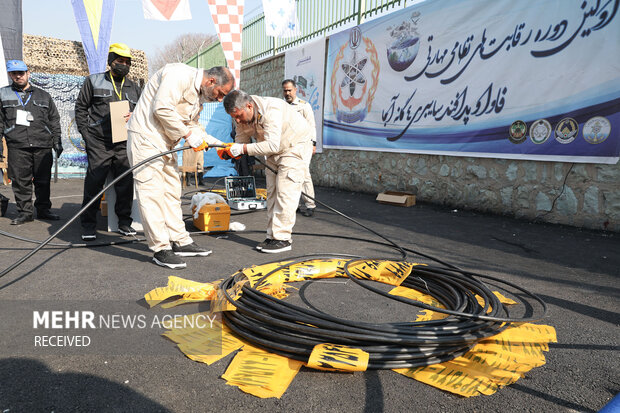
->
xmin=7 ymin=146 xmax=53 ymax=216
xmin=81 ymin=137 xmax=133 ymax=230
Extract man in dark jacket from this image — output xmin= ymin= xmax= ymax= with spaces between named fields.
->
xmin=0 ymin=60 xmax=63 ymax=225
xmin=75 ymin=43 xmax=142 ymax=240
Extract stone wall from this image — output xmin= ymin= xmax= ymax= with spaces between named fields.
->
xmin=23 ymin=34 xmax=149 ymax=85
xmin=240 ymin=54 xmax=285 ymax=97
xmin=240 ymin=55 xmax=620 ymax=232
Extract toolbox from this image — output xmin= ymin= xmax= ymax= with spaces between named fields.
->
xmin=225 ymin=176 xmax=267 ymax=211
xmin=192 ymin=202 xmax=231 ymax=232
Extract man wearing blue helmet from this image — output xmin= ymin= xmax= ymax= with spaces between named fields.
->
xmin=0 ymin=60 xmax=62 ymax=225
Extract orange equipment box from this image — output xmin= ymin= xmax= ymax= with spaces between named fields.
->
xmin=192 ymin=202 xmax=230 ymax=232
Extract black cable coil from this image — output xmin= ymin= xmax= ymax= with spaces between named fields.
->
xmin=218 ymin=249 xmax=547 ymax=370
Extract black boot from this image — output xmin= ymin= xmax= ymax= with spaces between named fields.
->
xmin=37 ymin=209 xmax=60 ymax=220
xmin=11 ymin=213 xmax=34 ymax=225
xmin=0 ymin=194 xmax=8 ymax=217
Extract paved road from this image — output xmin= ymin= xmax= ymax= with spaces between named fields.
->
xmin=0 ymin=178 xmax=617 ymax=412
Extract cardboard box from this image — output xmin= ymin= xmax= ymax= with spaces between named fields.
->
xmin=100 ymin=200 xmax=108 ymax=217
xmin=376 ymin=191 xmax=416 ymax=207
xmin=192 ymin=202 xmax=230 ymax=232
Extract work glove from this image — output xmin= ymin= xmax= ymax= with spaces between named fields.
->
xmin=217 ymin=143 xmax=241 ymax=160
xmin=192 ymin=141 xmax=209 ymax=152
xmin=185 ymin=131 xmax=211 ymax=152
xmin=53 ymin=140 xmax=63 ymax=157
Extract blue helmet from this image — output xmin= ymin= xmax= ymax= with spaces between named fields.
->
xmin=6 ymin=60 xmax=28 ymax=72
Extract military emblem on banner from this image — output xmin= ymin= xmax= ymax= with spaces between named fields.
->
xmin=529 ymin=119 xmax=552 ymax=144
xmin=508 ymin=120 xmax=527 ymax=144
xmin=582 ymin=116 xmax=611 ymax=144
xmin=555 ymin=118 xmax=579 ymax=144
xmin=331 ymin=27 xmax=380 ymax=124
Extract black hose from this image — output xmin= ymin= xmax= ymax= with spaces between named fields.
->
xmin=0 ymin=229 xmax=145 ymax=248
xmin=0 ymin=145 xmax=225 ymax=279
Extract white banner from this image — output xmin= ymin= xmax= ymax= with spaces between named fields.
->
xmin=324 ymin=0 xmax=620 ymax=164
xmin=285 ymin=38 xmax=326 ymax=152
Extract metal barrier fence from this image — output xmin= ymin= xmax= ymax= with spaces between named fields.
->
xmin=187 ymin=0 xmax=414 ymax=67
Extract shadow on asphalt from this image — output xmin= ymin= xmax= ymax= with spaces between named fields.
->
xmin=43 ymin=202 xmax=151 ymax=263
xmin=537 ymin=294 xmax=620 ymax=325
xmin=306 ymin=188 xmax=619 ymax=299
xmin=0 ymin=250 xmax=64 ymax=292
xmin=0 ymin=358 xmax=171 ymax=412
xmin=510 ymin=383 xmax=596 ymax=412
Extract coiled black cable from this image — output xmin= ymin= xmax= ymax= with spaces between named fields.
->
xmin=217 ymin=252 xmax=542 ymax=369
xmin=214 ymin=159 xmax=548 ymax=370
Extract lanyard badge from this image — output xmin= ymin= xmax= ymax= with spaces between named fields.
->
xmin=14 ymin=91 xmax=34 ymax=126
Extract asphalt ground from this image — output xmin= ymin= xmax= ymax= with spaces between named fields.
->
xmin=0 ymin=177 xmax=617 ymax=413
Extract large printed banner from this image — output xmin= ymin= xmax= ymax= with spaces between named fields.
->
xmin=285 ymin=38 xmax=326 ymax=152
xmin=324 ymin=0 xmax=620 ymax=164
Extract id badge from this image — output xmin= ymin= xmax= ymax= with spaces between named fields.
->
xmin=16 ymin=109 xmax=32 ymax=126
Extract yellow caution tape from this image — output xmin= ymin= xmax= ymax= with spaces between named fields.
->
xmin=210 ymin=279 xmax=248 ymax=313
xmin=144 ymin=276 xmax=219 ymax=308
xmin=176 ymin=322 xmax=245 ymax=366
xmin=393 ymin=322 xmax=557 ymax=396
xmin=388 ymin=285 xmax=448 ymax=321
xmin=307 ymin=343 xmax=370 ymax=372
xmin=146 ymin=261 xmax=556 ymax=399
xmin=222 ymin=347 xmax=303 ymax=398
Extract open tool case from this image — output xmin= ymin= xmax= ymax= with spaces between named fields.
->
xmin=225 ymin=176 xmax=267 ymax=210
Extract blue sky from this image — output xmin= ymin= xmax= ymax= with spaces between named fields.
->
xmin=23 ymin=0 xmax=263 ymax=61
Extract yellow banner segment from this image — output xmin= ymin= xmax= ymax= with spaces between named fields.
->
xmin=144 ymin=263 xmax=557 ymax=399
xmin=307 ymin=343 xmax=370 ymax=372
xmin=394 ymin=323 xmax=557 ymax=397
xmin=222 ymin=348 xmax=303 ymax=398
xmin=210 ymin=283 xmax=241 ymax=313
xmin=389 ymin=285 xmax=448 ymax=321
xmin=144 ymin=276 xmax=218 ymax=307
xmin=347 ymin=260 xmax=415 ymax=286
xmin=177 ymin=323 xmax=245 ymax=366
xmin=394 ymin=364 xmax=501 ymax=397
xmin=492 ymin=291 xmax=518 ymax=305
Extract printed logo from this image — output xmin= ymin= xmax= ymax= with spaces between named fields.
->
xmin=331 ymin=27 xmax=380 ymax=124
xmin=386 ymin=11 xmax=421 ymax=72
xmin=555 ymin=117 xmax=579 ymax=144
xmin=509 ymin=120 xmax=527 ymax=144
xmin=350 ymin=27 xmax=362 ymax=50
xmin=582 ymin=116 xmax=611 ymax=144
xmin=529 ymin=119 xmax=552 ymax=144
